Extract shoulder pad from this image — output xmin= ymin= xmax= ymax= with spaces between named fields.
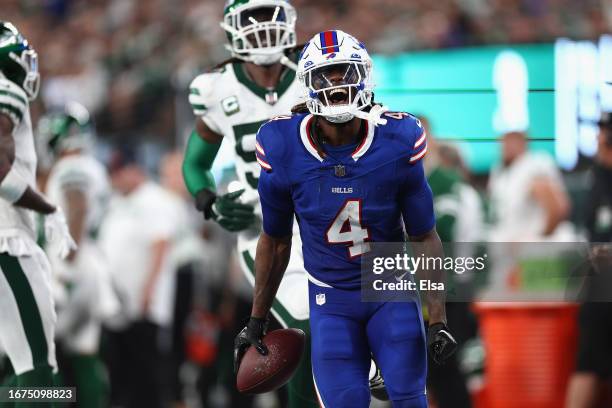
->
xmin=188 ymin=70 xmax=224 ymax=116
xmin=0 ymin=78 xmax=27 ymax=127
xmin=255 ymin=115 xmax=301 ymax=170
xmin=380 ymin=111 xmax=427 ymax=163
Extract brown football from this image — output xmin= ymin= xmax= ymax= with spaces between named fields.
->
xmin=236 ymin=328 xmax=305 ymax=394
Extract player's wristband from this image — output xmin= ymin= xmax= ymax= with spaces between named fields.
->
xmin=0 ymin=167 xmax=28 ymax=203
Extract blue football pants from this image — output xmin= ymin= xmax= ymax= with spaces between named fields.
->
xmin=308 ymin=282 xmax=428 ymax=408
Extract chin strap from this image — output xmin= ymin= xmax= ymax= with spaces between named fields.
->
xmin=280 ymin=55 xmax=298 ymax=71
xmin=352 ymin=104 xmax=389 ymax=127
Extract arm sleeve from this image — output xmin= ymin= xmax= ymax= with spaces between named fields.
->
xmin=256 ymin=126 xmax=294 ymax=238
xmin=181 ymin=130 xmax=220 ymax=197
xmin=434 ymin=206 xmax=457 ymax=242
xmin=400 ymin=160 xmax=436 ymax=236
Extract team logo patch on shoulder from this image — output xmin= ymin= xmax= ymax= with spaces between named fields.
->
xmin=222 ymin=96 xmax=240 ymax=116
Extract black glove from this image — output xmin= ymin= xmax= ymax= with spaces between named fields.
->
xmin=233 ymin=316 xmax=269 ymax=374
xmin=427 ymin=322 xmax=457 ymax=365
xmin=195 ymin=188 xmax=217 ymax=219
xmin=195 ymin=188 xmax=255 ymax=232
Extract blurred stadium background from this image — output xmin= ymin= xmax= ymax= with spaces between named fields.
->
xmin=2 ymin=0 xmax=612 ymax=407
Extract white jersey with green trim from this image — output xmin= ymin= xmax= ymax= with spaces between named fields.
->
xmin=189 ymin=61 xmax=303 ymax=202
xmin=189 ymin=60 xmax=309 ymax=322
xmin=45 ymin=154 xmax=111 ymax=238
xmin=0 ymin=77 xmax=38 ymax=248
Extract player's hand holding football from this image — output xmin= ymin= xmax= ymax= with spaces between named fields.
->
xmin=234 ymin=316 xmax=269 ymax=374
xmin=427 ymin=322 xmax=458 ymax=364
xmin=195 ymin=188 xmax=255 ymax=232
xmin=44 ymin=206 xmax=77 ymax=259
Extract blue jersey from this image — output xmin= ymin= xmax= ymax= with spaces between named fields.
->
xmin=256 ymin=112 xmax=435 ymax=289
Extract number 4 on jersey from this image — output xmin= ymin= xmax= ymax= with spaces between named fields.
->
xmin=326 ymin=199 xmax=370 ymax=258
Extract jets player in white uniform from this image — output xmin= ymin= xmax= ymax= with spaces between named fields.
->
xmin=181 ymin=1 xmax=319 ymax=406
xmin=39 ymin=102 xmax=118 ymax=407
xmin=0 ymin=21 xmax=75 ymax=390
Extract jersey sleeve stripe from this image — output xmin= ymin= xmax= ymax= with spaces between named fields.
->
xmin=414 ymin=130 xmax=427 ymax=149
xmin=255 ymin=141 xmax=265 ymax=156
xmin=191 ymin=105 xmax=207 ymax=112
xmin=255 ymin=150 xmax=266 ymax=162
xmin=0 ymin=90 xmax=28 ymax=106
xmin=410 ymin=144 xmax=428 ymax=162
xmin=0 ymin=94 xmax=26 ymax=113
xmin=188 ymin=94 xmax=207 ymax=109
xmin=188 ymin=94 xmax=204 ymax=104
xmin=0 ymin=102 xmax=24 ymax=124
xmin=257 ymin=156 xmax=272 ymax=170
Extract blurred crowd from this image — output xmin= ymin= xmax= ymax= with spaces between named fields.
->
xmin=3 ymin=0 xmax=612 ymax=142
xmin=2 ymin=1 xmax=612 ymax=407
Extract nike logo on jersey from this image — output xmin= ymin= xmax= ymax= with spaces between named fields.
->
xmin=331 ymin=187 xmax=353 ymax=194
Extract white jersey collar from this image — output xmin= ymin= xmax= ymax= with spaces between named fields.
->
xmin=299 ymin=114 xmax=375 ymax=162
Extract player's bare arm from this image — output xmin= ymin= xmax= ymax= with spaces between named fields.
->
xmin=0 ymin=115 xmax=15 ymax=175
xmin=142 ymin=239 xmax=170 ymax=314
xmin=251 ymin=232 xmax=293 ymax=319
xmin=409 ymin=227 xmax=447 ymax=325
xmin=530 ymin=176 xmax=570 ymax=235
xmin=195 ymin=117 xmax=223 ymax=144
xmin=234 ymin=231 xmax=292 ymax=371
xmin=410 ymin=227 xmax=458 ymax=364
xmin=0 ymin=113 xmax=55 ymax=214
xmin=63 ymin=187 xmax=87 ymax=261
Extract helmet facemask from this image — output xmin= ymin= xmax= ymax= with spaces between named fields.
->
xmin=37 ymin=102 xmax=94 ymax=165
xmin=300 ymin=61 xmax=373 ymax=124
xmin=0 ymin=21 xmax=40 ymax=101
xmin=10 ymin=48 xmax=39 ymax=101
xmin=221 ymin=1 xmax=297 ymax=65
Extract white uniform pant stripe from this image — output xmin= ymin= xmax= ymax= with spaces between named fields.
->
xmin=19 ymin=250 xmax=58 ymax=372
xmin=0 ymin=267 xmax=35 ymax=374
xmin=0 ymin=249 xmax=57 ymax=375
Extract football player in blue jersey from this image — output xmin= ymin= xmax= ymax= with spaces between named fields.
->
xmin=234 ymin=30 xmax=457 ymax=407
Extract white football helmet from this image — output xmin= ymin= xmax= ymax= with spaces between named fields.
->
xmin=37 ymin=102 xmax=94 ymax=166
xmin=221 ymin=0 xmax=297 ymax=66
xmin=297 ymin=30 xmax=375 ymax=124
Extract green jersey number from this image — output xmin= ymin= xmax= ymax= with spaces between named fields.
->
xmin=233 ymin=120 xmax=267 ymax=189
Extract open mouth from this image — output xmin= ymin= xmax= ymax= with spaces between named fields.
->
xmin=325 ymin=88 xmax=350 ymax=105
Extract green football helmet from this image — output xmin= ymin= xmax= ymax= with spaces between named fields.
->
xmin=37 ymin=102 xmax=94 ymax=165
xmin=0 ymin=22 xmax=39 ymax=101
xmin=221 ymin=0 xmax=297 ymax=65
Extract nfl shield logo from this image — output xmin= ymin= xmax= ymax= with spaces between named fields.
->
xmin=334 ymin=165 xmax=346 ymax=177
xmin=316 ymin=293 xmax=326 ymax=305
xmin=265 ymin=91 xmax=278 ymax=105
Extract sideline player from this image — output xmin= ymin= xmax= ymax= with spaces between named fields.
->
xmin=0 ymin=21 xmax=75 ymax=392
xmin=181 ymin=1 xmax=318 ymax=406
xmin=38 ymin=103 xmax=118 ymax=407
xmin=234 ymin=30 xmax=457 ymax=407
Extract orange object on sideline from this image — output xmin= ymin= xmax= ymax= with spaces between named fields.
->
xmin=474 ymin=302 xmax=578 ymax=408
